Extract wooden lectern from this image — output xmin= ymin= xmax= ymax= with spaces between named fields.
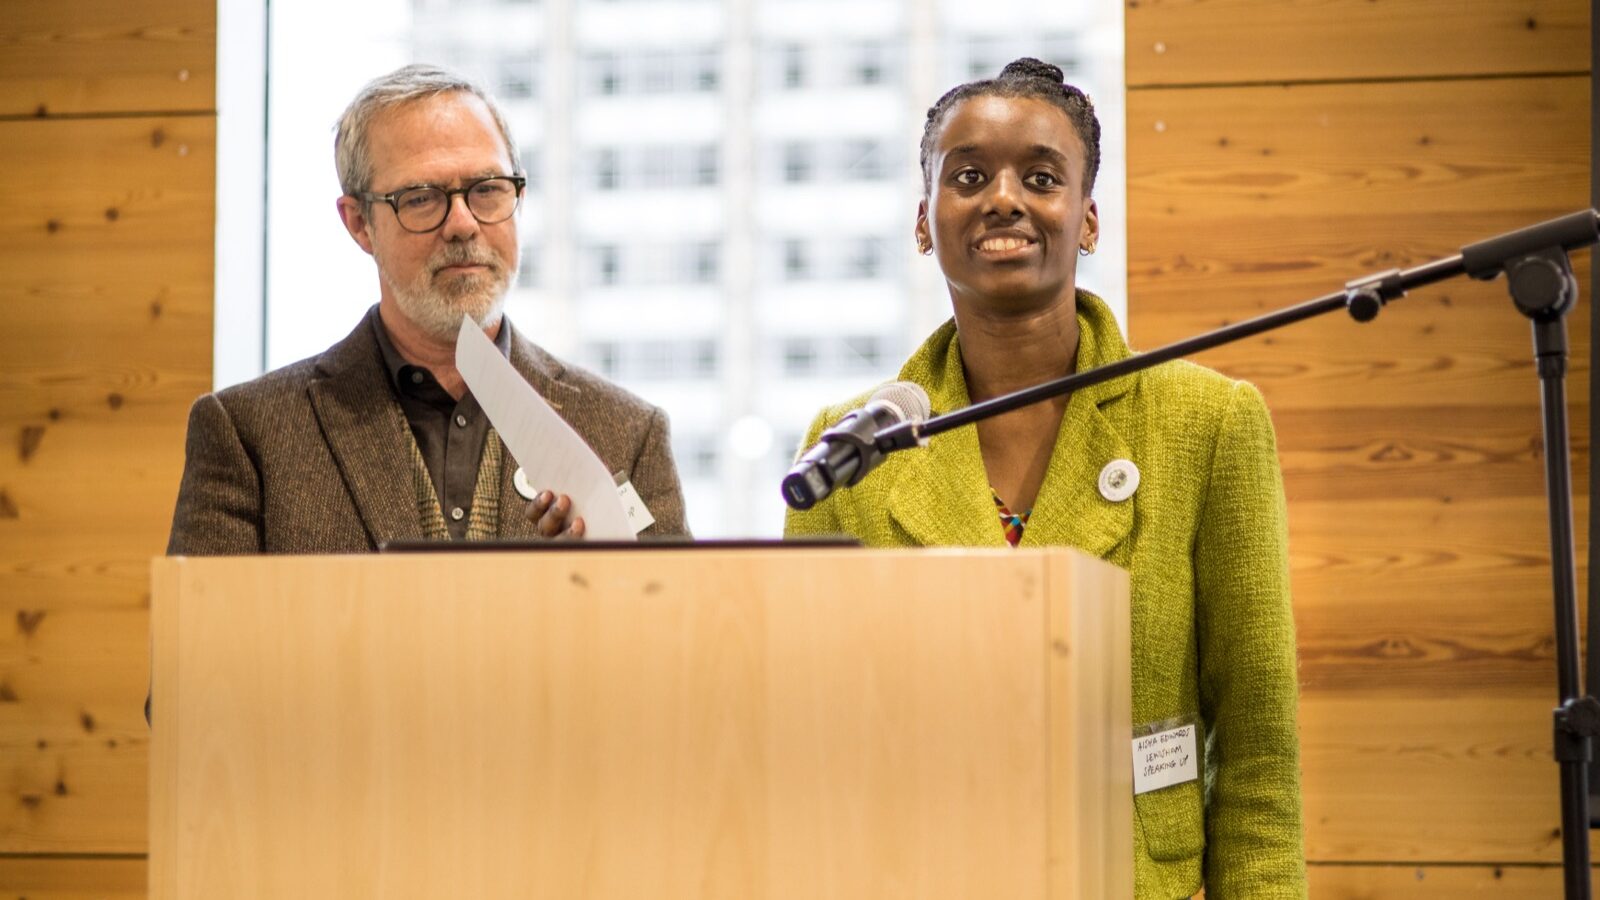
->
xmin=150 ymin=547 xmax=1131 ymax=899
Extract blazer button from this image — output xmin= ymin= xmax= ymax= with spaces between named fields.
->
xmin=1098 ymin=459 xmax=1140 ymax=502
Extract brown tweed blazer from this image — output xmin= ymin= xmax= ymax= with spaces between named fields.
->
xmin=166 ymin=311 xmax=688 ymax=554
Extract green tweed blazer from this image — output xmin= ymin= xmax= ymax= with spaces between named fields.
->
xmin=786 ymin=291 xmax=1306 ymax=899
xmin=167 ymin=307 xmax=688 ymax=554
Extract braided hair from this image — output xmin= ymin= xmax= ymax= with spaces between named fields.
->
xmin=919 ymin=57 xmax=1101 ymax=196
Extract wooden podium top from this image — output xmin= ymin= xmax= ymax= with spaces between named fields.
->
xmin=150 ymin=547 xmax=1130 ymax=900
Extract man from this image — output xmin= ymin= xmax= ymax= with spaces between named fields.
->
xmin=167 ymin=65 xmax=688 ymax=553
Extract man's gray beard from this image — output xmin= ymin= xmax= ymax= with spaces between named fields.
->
xmin=380 ymin=251 xmax=517 ymax=343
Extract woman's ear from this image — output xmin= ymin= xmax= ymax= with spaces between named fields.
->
xmin=915 ymin=200 xmax=932 ymax=254
xmin=1081 ymin=198 xmax=1100 ymax=249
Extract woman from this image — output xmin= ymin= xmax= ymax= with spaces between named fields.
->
xmin=785 ymin=59 xmax=1306 ymax=899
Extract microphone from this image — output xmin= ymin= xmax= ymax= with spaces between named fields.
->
xmin=782 ymin=381 xmax=931 ymax=511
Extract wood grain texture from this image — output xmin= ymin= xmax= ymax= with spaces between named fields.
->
xmin=146 ymin=560 xmax=177 ymax=896
xmin=1126 ymin=76 xmax=1589 ymax=414
xmin=0 ymin=596 xmax=152 ymax=853
xmin=1126 ymin=0 xmax=1588 ymax=87
xmin=0 ymin=113 xmax=212 ymax=856
xmin=1127 ymin=77 xmax=1588 ymax=324
xmin=0 ymin=857 xmax=146 ymax=899
xmin=1299 ymin=693 xmax=1600 ymax=864
xmin=1274 ymin=404 xmax=1587 ymax=504
xmin=1307 ymin=863 xmax=1599 ymax=896
xmin=1290 ymin=496 xmax=1585 ymax=694
xmin=149 ymin=549 xmax=1131 ymax=900
xmin=1047 ymin=552 xmax=1133 ymax=899
xmin=0 ymin=0 xmax=214 ymax=893
xmin=0 ymin=0 xmax=214 ymax=117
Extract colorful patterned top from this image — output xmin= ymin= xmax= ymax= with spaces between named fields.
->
xmin=992 ymin=489 xmax=1031 ymax=547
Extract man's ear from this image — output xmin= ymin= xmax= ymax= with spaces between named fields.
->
xmin=335 ymin=196 xmax=377 ymax=256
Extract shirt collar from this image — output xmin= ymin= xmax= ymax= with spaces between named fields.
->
xmin=367 ymin=304 xmax=513 ymax=393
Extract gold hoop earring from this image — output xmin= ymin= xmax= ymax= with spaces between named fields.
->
xmin=917 ymin=240 xmax=933 ymax=256
xmin=1079 ymin=244 xmax=1096 ymax=257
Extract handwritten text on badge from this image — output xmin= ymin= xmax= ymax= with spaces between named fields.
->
xmin=1132 ymin=724 xmax=1199 ymax=795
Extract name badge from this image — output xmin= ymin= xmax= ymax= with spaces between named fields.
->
xmin=615 ymin=478 xmax=655 ymax=535
xmin=1132 ymin=720 xmax=1199 ymax=795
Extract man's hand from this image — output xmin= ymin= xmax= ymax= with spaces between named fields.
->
xmin=523 ymin=491 xmax=587 ymax=539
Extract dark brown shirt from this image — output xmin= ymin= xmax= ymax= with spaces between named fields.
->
xmin=370 ymin=306 xmax=511 ymax=540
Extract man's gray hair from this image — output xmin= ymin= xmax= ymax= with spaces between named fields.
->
xmin=334 ymin=63 xmax=523 ymax=196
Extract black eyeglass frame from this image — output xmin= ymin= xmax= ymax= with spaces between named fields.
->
xmin=357 ymin=174 xmax=528 ymax=233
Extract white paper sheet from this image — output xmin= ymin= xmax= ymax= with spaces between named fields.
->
xmin=455 ymin=316 xmax=635 ymax=540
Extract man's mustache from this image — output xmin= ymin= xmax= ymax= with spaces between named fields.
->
xmin=430 ymin=246 xmax=499 ymax=273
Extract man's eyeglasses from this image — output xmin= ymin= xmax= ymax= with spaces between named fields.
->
xmin=358 ymin=175 xmax=527 ymax=234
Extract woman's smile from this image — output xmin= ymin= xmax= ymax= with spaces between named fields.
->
xmin=973 ymin=229 xmax=1039 ymax=261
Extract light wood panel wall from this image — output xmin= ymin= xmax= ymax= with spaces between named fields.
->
xmin=1126 ymin=0 xmax=1592 ymax=889
xmin=0 ymin=0 xmax=214 ymax=894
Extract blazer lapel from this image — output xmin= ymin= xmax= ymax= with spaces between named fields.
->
xmin=885 ymin=420 xmax=1009 ymax=547
xmin=1023 ymin=292 xmax=1141 ymax=557
xmin=1021 ymin=384 xmax=1136 ymax=557
xmin=884 ymin=324 xmax=1007 ymax=548
xmin=307 ymin=317 xmax=424 ymax=549
xmin=496 ymin=328 xmax=581 ymax=539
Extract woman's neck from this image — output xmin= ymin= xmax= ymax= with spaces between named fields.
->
xmin=953 ymin=294 xmax=1081 ymax=404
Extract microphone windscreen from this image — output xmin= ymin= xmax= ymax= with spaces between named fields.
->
xmin=870 ymin=381 xmax=931 ymax=422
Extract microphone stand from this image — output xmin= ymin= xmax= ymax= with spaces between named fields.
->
xmin=872 ymin=209 xmax=1600 ymax=900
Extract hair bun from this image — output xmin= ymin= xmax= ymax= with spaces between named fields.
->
xmin=999 ymin=57 xmax=1064 ymax=83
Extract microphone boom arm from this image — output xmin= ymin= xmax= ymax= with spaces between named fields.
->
xmin=876 ymin=210 xmax=1600 ymax=454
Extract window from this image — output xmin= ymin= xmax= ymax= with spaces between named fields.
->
xmin=581 ymin=48 xmax=720 ymax=96
xmin=640 ymin=53 xmax=674 ymax=93
xmin=957 ymin=36 xmax=1080 ymax=85
xmin=585 ymin=52 xmax=622 ymax=95
xmin=693 ymin=52 xmax=719 ymax=90
xmin=694 ymin=146 xmax=719 ymax=186
xmin=592 ymin=148 xmax=619 ymax=190
xmin=582 ymin=240 xmax=723 ymax=286
xmin=783 ymin=337 xmax=817 ymax=375
xmin=691 ymin=339 xmax=719 ymax=377
xmin=519 ymin=148 xmax=540 ymax=188
xmin=678 ymin=434 xmax=719 ymax=479
xmin=845 ymin=239 xmax=883 ymax=280
xmin=692 ymin=241 xmax=720 ymax=283
xmin=850 ymin=42 xmax=886 ymax=86
xmin=782 ymin=142 xmax=811 ymax=184
xmin=497 ymin=54 xmax=536 ymax=99
xmin=516 ymin=244 xmax=539 ymax=288
xmin=842 ymin=335 xmax=883 ymax=369
xmin=593 ymin=245 xmax=621 ymax=285
xmin=590 ymin=145 xmax=719 ymax=190
xmin=772 ymin=235 xmax=894 ymax=281
xmin=781 ymin=44 xmax=805 ymax=89
xmin=590 ymin=339 xmax=720 ymax=381
xmin=588 ymin=340 xmax=619 ymax=376
xmin=782 ymin=239 xmax=810 ymax=281
xmin=841 ymin=140 xmax=886 ymax=181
